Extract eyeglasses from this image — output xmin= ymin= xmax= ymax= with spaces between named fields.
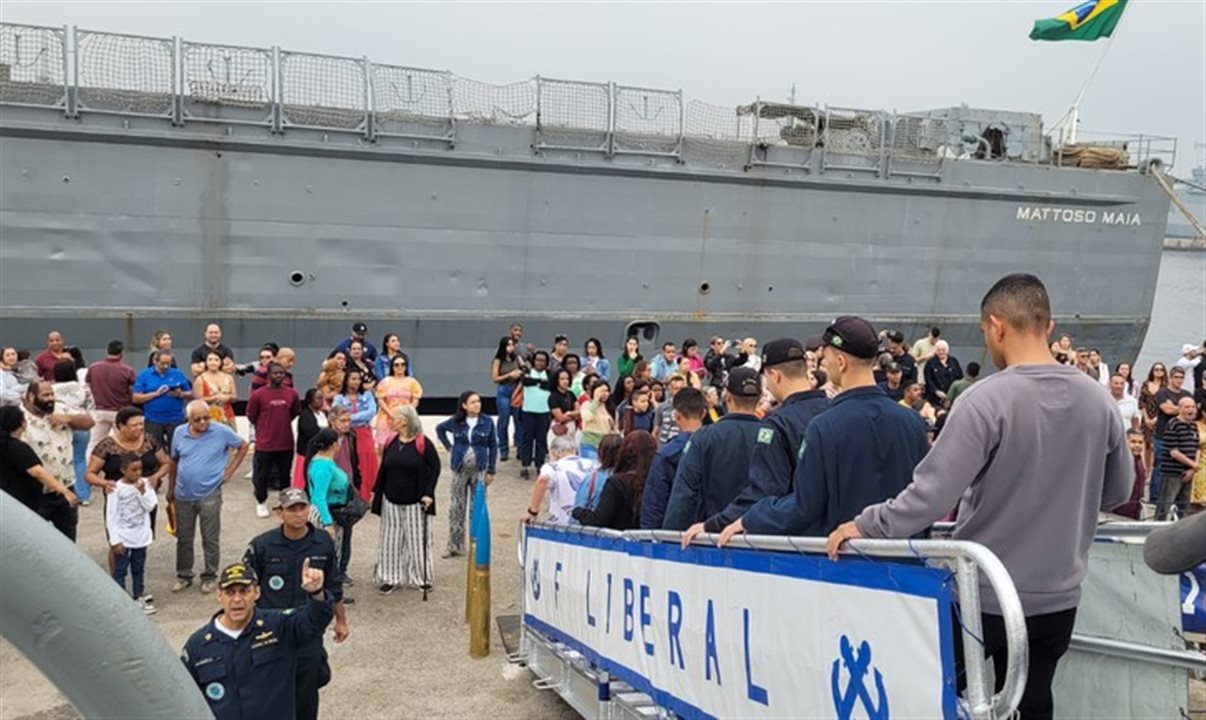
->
xmin=188 ymin=416 xmax=210 ymax=423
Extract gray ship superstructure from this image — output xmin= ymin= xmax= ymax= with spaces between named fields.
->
xmin=0 ymin=24 xmax=1175 ymax=401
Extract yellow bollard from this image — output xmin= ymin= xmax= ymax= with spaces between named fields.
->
xmin=468 ymin=562 xmax=491 ymax=658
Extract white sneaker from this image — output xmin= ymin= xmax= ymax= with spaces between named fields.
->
xmin=138 ymin=596 xmax=157 ymax=615
xmin=255 ymin=502 xmax=270 ymax=518
xmin=244 ymin=469 xmax=254 ymax=479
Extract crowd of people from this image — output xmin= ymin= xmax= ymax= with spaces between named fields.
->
xmin=1 ymin=278 xmax=1202 ymax=720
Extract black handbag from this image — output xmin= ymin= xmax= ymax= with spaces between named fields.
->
xmin=330 ymin=491 xmax=370 ymax=527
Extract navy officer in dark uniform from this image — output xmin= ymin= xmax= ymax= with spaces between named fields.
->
xmin=243 ymin=488 xmax=348 ymax=720
xmin=717 ymin=317 xmax=929 ymax=543
xmin=680 ymin=338 xmax=829 ymax=546
xmin=662 ymin=367 xmax=763 ymax=530
xmin=181 ymin=560 xmax=333 ymax=720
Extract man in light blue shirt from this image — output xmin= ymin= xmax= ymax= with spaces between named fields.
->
xmin=167 ymin=400 xmax=249 ymax=593
xmin=133 ymin=351 xmax=193 ymax=451
xmin=649 ymin=341 xmax=678 ymax=382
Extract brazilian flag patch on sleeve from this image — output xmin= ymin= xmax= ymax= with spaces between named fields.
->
xmin=757 ymin=428 xmax=775 ymax=444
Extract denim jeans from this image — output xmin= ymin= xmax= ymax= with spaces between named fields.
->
xmin=519 ymin=412 xmax=550 ymax=469
xmin=175 ymin=489 xmax=222 ymax=581
xmin=71 ymin=429 xmax=91 ymax=501
xmin=114 ymin=546 xmax=148 ymax=597
xmin=495 ymin=384 xmax=515 ymax=459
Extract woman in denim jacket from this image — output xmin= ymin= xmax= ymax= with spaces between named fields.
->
xmin=435 ymin=391 xmax=498 ymax=557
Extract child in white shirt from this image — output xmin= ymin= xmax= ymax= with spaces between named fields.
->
xmin=105 ymin=453 xmax=158 ymax=614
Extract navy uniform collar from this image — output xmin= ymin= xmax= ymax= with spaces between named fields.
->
xmin=718 ymin=412 xmax=761 ymax=424
xmin=783 ymin=389 xmax=827 ymax=405
xmin=207 ymin=609 xmax=262 ymax=641
xmin=277 ymin=523 xmax=317 ymax=545
xmin=829 ymin=384 xmax=887 ymax=407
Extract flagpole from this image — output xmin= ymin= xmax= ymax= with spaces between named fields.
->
xmin=1063 ymin=31 xmax=1117 ymax=144
xmin=1060 ymin=2 xmax=1128 ymax=145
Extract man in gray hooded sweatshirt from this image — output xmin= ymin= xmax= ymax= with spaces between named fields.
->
xmin=827 ymin=273 xmax=1133 ymax=720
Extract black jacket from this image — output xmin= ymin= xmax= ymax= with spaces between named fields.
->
xmin=663 ymin=413 xmax=762 ymax=530
xmin=704 ymin=390 xmax=830 ymax=532
xmin=372 ymin=435 xmax=440 ymax=513
xmin=181 ymin=593 xmax=333 ymax=720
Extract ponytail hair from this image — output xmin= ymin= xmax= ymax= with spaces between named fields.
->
xmin=303 ymin=428 xmax=341 ymax=489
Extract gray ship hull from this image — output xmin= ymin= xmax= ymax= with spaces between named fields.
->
xmin=0 ymin=24 xmax=1173 ymax=401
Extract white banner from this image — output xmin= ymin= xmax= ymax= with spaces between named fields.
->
xmin=524 ymin=527 xmax=958 ymax=719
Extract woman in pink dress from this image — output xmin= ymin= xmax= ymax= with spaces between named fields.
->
xmin=374 ymin=355 xmax=423 ymax=449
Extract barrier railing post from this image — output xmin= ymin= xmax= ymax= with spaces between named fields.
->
xmin=954 ymin=556 xmax=990 ymax=719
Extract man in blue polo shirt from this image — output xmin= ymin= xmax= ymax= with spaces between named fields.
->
xmin=133 ymin=350 xmax=193 ymax=452
xmin=717 ymin=316 xmax=929 ymax=543
xmin=168 ymin=401 xmax=249 ymax=594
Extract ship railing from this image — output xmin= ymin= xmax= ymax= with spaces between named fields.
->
xmin=0 ymin=21 xmax=1161 ymax=177
xmin=516 ymin=521 xmax=1030 ymax=720
xmin=1049 ymin=129 xmax=1178 ymax=169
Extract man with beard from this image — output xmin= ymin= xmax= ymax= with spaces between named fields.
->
xmin=20 ymin=381 xmax=91 ymax=539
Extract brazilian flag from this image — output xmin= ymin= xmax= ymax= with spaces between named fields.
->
xmin=1030 ymin=0 xmax=1129 ymax=41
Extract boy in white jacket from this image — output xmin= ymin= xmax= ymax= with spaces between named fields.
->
xmin=106 ymin=453 xmax=158 ymax=614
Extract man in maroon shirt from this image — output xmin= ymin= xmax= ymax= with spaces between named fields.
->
xmin=85 ymin=339 xmax=136 ymax=449
xmin=246 ymin=363 xmax=301 ymax=518
xmin=35 ymin=331 xmax=69 ymax=381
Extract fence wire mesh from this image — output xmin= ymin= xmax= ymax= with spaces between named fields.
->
xmin=613 ymin=86 xmax=679 ymax=155
xmin=75 ymin=29 xmax=174 ymax=116
xmin=0 ymin=24 xmax=66 ymax=107
xmin=371 ymin=64 xmax=452 ymax=138
xmin=891 ymin=114 xmax=948 ymax=164
xmin=181 ymin=42 xmax=272 ymax=123
xmin=738 ymin=103 xmax=819 ymax=149
xmin=451 ymin=76 xmax=535 ymax=125
xmin=278 ymin=51 xmax=366 ymax=131
xmin=823 ymin=107 xmax=885 ymax=157
xmin=682 ymin=99 xmax=753 ymax=167
xmin=537 ymin=77 xmax=609 ymax=150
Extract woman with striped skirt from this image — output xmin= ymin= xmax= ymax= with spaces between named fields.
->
xmin=371 ymin=404 xmax=440 ymax=595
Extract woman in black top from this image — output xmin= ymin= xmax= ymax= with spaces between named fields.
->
xmin=294 ymin=388 xmax=329 ymax=486
xmin=0 ymin=406 xmax=77 ymax=512
xmin=548 ymin=368 xmax=579 ymax=438
xmin=371 ymin=404 xmax=441 ymax=595
xmin=572 ymin=430 xmax=657 ymax=530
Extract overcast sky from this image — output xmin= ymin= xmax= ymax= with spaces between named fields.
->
xmin=5 ymin=1 xmax=1204 ymax=169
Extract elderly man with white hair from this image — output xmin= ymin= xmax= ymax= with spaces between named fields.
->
xmin=525 ymin=434 xmax=596 ymax=525
xmin=372 ymin=404 xmax=440 ymax=596
xmin=166 ymin=399 xmax=249 ymax=593
xmin=923 ymin=339 xmax=964 ymax=408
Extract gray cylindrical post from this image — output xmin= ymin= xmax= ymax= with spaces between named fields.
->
xmin=0 ymin=494 xmax=213 ymax=719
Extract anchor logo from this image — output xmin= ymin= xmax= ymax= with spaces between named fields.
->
xmin=530 ymin=558 xmax=541 ymax=601
xmin=830 ymin=635 xmax=889 ymax=720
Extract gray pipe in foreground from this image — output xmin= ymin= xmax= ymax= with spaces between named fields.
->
xmin=0 ymin=493 xmax=213 ymax=719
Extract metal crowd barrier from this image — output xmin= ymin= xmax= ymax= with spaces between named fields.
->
xmin=516 ymin=522 xmax=1029 ymax=720
xmin=932 ymin=519 xmax=1206 ymax=675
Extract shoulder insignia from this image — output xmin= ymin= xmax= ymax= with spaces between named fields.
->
xmin=256 ymin=619 xmax=265 ymax=626
xmin=203 ymin=633 xmax=212 ymax=642
xmin=682 ymin=440 xmax=691 ymax=454
xmin=282 ymin=608 xmax=296 ymax=616
xmin=757 ymin=428 xmax=775 ymax=444
xmin=797 ymin=438 xmax=808 ymax=460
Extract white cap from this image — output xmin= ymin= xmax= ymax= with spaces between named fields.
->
xmin=1184 ymin=344 xmax=1198 ymax=355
